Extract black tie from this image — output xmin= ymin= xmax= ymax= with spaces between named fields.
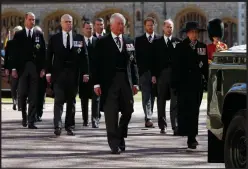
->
xmin=28 ymin=29 xmax=31 ymax=40
xmin=115 ymin=37 xmax=121 ymax=49
xmin=87 ymin=38 xmax=91 ymax=46
xmin=167 ymin=38 xmax=171 ymax=46
xmin=66 ymin=32 xmax=70 ymax=49
xmin=148 ymin=35 xmax=152 ymax=43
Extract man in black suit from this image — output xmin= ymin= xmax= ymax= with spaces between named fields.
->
xmin=4 ymin=26 xmax=23 ymax=111
xmin=171 ymin=21 xmax=208 ymax=150
xmin=34 ymin=25 xmax=46 ymax=122
xmin=135 ymin=17 xmax=158 ymax=128
xmin=46 ymin=14 xmax=89 ymax=136
xmin=79 ymin=21 xmax=100 ymax=128
xmin=93 ymin=13 xmax=139 ymax=154
xmin=93 ymin=18 xmax=105 ymax=38
xmin=151 ymin=19 xmax=181 ymax=134
xmin=11 ymin=12 xmax=46 ymax=129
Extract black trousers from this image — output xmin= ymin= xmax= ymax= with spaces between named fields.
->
xmin=81 ymin=91 xmax=100 ymax=124
xmin=156 ymin=68 xmax=171 ymax=129
xmin=10 ymin=76 xmax=20 ymax=108
xmin=18 ymin=62 xmax=38 ymax=125
xmin=103 ymin=72 xmax=133 ymax=149
xmin=53 ymin=69 xmax=77 ymax=129
xmin=36 ymin=76 xmax=46 ymax=118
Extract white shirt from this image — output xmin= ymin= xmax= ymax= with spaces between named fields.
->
xmin=96 ymin=32 xmax=104 ymax=38
xmin=84 ymin=36 xmax=93 ymax=46
xmin=46 ymin=30 xmax=89 ymax=77
xmin=111 ymin=32 xmax=123 ymax=52
xmin=164 ymin=35 xmax=172 ymax=45
xmin=25 ymin=27 xmax=34 ymax=38
xmin=146 ymin=32 xmax=155 ymax=42
xmin=62 ymin=30 xmax=73 ymax=49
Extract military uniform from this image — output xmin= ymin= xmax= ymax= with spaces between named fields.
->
xmin=171 ymin=22 xmax=208 ymax=150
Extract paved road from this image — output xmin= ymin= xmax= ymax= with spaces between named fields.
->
xmin=2 ymin=100 xmax=225 ymax=168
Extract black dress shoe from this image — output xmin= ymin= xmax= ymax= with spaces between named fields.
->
xmin=36 ymin=117 xmax=42 ymax=122
xmin=22 ymin=119 xmax=27 ymax=127
xmin=173 ymin=127 xmax=179 ymax=136
xmin=145 ymin=120 xmax=154 ymax=128
xmin=28 ymin=124 xmax=38 ymax=129
xmin=83 ymin=122 xmax=88 ymax=127
xmin=54 ymin=128 xmax=61 ymax=136
xmin=119 ymin=138 xmax=125 ymax=151
xmin=66 ymin=128 xmax=74 ymax=136
xmin=92 ymin=122 xmax=99 ymax=128
xmin=160 ymin=128 xmax=167 ymax=134
xmin=13 ymin=104 xmax=17 ymax=110
xmin=18 ymin=107 xmax=22 ymax=111
xmin=110 ymin=147 xmax=121 ymax=154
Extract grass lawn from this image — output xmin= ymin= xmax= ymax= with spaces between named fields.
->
xmin=1 ymin=92 xmax=207 ymax=104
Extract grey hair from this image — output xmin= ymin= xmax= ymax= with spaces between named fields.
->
xmin=34 ymin=25 xmax=42 ymax=32
xmin=110 ymin=13 xmax=126 ymax=25
xmin=61 ymin=14 xmax=73 ymax=22
xmin=13 ymin=26 xmax=23 ymax=33
xmin=25 ymin=12 xmax=35 ymax=18
xmin=164 ymin=18 xmax=174 ymax=26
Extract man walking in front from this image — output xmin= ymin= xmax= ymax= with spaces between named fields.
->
xmin=93 ymin=13 xmax=139 ymax=154
xmin=46 ymin=14 xmax=89 ymax=136
xmin=12 ymin=12 xmax=46 ymax=129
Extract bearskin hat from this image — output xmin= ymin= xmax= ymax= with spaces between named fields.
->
xmin=207 ymin=18 xmax=224 ymax=41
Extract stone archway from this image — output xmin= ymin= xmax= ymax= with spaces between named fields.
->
xmin=174 ymin=7 xmax=208 ymax=43
xmin=93 ymin=8 xmax=134 ymax=37
xmin=1 ymin=9 xmax=25 ymax=40
xmin=146 ymin=13 xmax=161 ymax=34
xmin=42 ymin=9 xmax=81 ymax=42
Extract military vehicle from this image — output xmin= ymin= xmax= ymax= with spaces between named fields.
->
xmin=207 ymin=44 xmax=247 ymax=168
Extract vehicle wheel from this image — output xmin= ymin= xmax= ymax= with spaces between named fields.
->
xmin=224 ymin=110 xmax=246 ymax=168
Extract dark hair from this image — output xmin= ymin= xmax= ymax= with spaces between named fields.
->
xmin=144 ymin=17 xmax=155 ymax=25
xmin=95 ymin=18 xmax=104 ymax=23
xmin=83 ymin=21 xmax=93 ymax=28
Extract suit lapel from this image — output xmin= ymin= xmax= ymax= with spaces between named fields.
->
xmin=72 ymin=32 xmax=77 ymax=48
xmin=109 ymin=33 xmax=121 ymax=53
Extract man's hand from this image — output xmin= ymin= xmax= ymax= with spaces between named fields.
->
xmin=83 ymin=75 xmax=89 ymax=83
xmin=94 ymin=87 xmax=102 ymax=96
xmin=133 ymin=85 xmax=139 ymax=95
xmin=40 ymin=69 xmax=45 ymax=78
xmin=11 ymin=70 xmax=18 ymax=78
xmin=5 ymin=69 xmax=9 ymax=76
xmin=152 ymin=76 xmax=156 ymax=84
xmin=46 ymin=75 xmax=51 ymax=84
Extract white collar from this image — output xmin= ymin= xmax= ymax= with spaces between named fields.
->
xmin=111 ymin=32 xmax=122 ymax=40
xmin=146 ymin=32 xmax=154 ymax=38
xmin=84 ymin=36 xmax=93 ymax=41
xmin=164 ymin=34 xmax=172 ymax=41
xmin=25 ymin=27 xmax=34 ymax=33
xmin=96 ymin=32 xmax=104 ymax=37
xmin=62 ymin=30 xmax=72 ymax=35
